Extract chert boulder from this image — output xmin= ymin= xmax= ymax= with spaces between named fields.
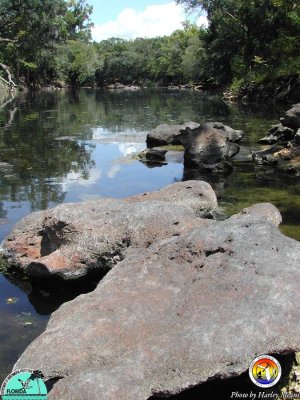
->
xmin=1 ymin=181 xmax=217 ymax=280
xmin=178 ymin=122 xmax=244 ymax=146
xmin=146 ymin=122 xmax=200 ymax=147
xmin=146 ymin=122 xmax=244 ymax=149
xmin=127 ymin=181 xmax=217 ymax=217
xmin=14 ymin=203 xmax=300 ymax=400
xmin=183 ymin=123 xmax=240 ymax=170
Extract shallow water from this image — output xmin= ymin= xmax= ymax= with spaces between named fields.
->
xmin=0 ymin=88 xmax=298 ymax=384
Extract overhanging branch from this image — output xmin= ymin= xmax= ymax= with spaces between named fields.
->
xmin=0 ymin=63 xmax=17 ymax=89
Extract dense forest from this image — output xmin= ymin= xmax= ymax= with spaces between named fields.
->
xmin=0 ymin=0 xmax=299 ymax=99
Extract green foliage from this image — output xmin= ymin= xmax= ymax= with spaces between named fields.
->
xmin=0 ymin=0 xmax=93 ymax=86
xmin=56 ymin=40 xmax=102 ymax=85
xmin=94 ymin=24 xmax=207 ymax=86
xmin=177 ymin=0 xmax=300 ymax=87
xmin=0 ymin=0 xmax=298 ymax=91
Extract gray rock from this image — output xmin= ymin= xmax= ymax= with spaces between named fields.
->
xmin=184 ymin=123 xmax=240 ymax=170
xmin=126 ymin=180 xmax=218 ymax=218
xmin=179 ymin=122 xmax=244 ymax=145
xmin=14 ymin=203 xmax=300 ymax=400
xmin=147 ymin=122 xmax=244 ymax=149
xmin=260 ymin=124 xmax=296 ymax=144
xmin=252 ymin=145 xmax=284 ymax=165
xmin=138 ymin=148 xmax=167 ymax=163
xmin=146 ymin=122 xmax=200 ymax=147
xmin=295 ymin=128 xmax=300 ymax=145
xmin=258 ymin=135 xmax=278 ymax=145
xmin=1 ymin=181 xmax=216 ymax=280
xmin=208 ymin=122 xmax=245 ymax=142
xmin=280 ymin=103 xmax=300 ymax=129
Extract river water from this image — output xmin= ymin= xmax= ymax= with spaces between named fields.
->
xmin=0 ymin=88 xmax=299 ymax=384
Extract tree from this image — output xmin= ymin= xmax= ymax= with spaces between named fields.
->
xmin=177 ymin=0 xmax=300 ymax=84
xmin=56 ymin=40 xmax=101 ymax=86
xmin=0 ymin=0 xmax=93 ymax=87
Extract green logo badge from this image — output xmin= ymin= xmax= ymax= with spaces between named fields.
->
xmin=0 ymin=369 xmax=47 ymax=400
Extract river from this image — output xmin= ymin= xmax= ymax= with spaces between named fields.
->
xmin=0 ymin=88 xmax=299 ymax=384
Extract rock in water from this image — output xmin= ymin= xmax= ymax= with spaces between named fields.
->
xmin=146 ymin=122 xmax=200 ymax=147
xmin=280 ymin=103 xmax=300 ymax=130
xmin=183 ymin=123 xmax=240 ymax=170
xmin=146 ymin=122 xmax=244 ymax=148
xmin=126 ymin=180 xmax=218 ymax=217
xmin=14 ymin=203 xmax=300 ymax=399
xmin=1 ymin=181 xmax=217 ymax=280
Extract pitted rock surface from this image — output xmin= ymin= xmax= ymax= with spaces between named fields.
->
xmin=2 ymin=181 xmax=216 ymax=279
xmin=14 ymin=203 xmax=300 ymax=400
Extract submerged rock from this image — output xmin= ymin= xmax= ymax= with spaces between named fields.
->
xmin=14 ymin=203 xmax=300 ymax=400
xmin=1 ymin=181 xmax=217 ymax=280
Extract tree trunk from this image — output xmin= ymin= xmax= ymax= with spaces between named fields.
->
xmin=0 ymin=63 xmax=17 ymax=91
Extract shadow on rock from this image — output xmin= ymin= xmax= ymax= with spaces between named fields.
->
xmin=3 ymin=267 xmax=108 ymax=315
xmin=150 ymin=353 xmax=294 ymax=400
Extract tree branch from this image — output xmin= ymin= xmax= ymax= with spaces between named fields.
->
xmin=0 ymin=37 xmax=17 ymax=42
xmin=0 ymin=63 xmax=17 ymax=89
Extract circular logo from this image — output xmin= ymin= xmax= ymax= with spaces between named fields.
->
xmin=0 ymin=369 xmax=47 ymax=400
xmin=249 ymin=355 xmax=281 ymax=388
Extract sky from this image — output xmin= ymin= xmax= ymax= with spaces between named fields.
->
xmin=89 ymin=0 xmax=208 ymax=42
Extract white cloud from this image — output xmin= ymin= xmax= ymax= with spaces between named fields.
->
xmin=61 ymin=168 xmax=101 ymax=192
xmin=118 ymin=143 xmax=145 ymax=156
xmin=107 ymin=164 xmax=121 ymax=179
xmin=92 ymin=2 xmax=187 ymax=41
xmin=197 ymin=14 xmax=209 ymax=28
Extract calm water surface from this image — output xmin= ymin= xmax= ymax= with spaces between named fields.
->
xmin=0 ymin=89 xmax=299 ymax=383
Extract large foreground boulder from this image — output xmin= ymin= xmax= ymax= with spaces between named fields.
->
xmin=1 ymin=181 xmax=217 ymax=280
xmin=14 ymin=203 xmax=300 ymax=399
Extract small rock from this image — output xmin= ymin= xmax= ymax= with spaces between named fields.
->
xmin=295 ymin=128 xmax=300 ymax=145
xmin=280 ymin=103 xmax=300 ymax=129
xmin=138 ymin=148 xmax=167 ymax=162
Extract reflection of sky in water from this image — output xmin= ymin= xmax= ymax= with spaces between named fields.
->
xmin=61 ymin=142 xmax=183 ymax=202
xmin=118 ymin=142 xmax=145 ymax=156
xmin=92 ymin=126 xmax=147 ymax=144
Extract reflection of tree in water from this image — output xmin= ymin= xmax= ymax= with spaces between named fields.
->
xmin=0 ymin=201 xmax=7 ymax=219
xmin=0 ymin=92 xmax=96 ymax=211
